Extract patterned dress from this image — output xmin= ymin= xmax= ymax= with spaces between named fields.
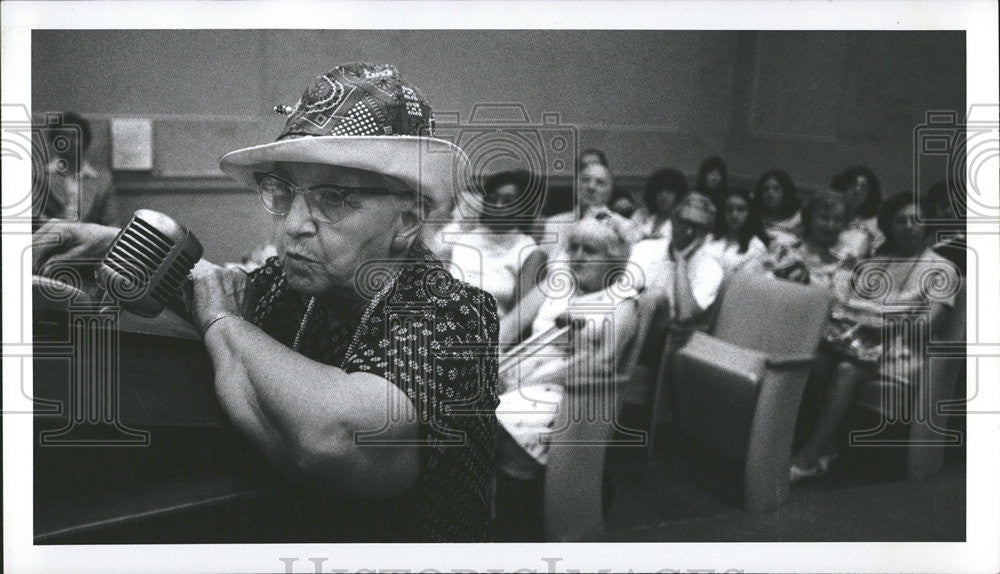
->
xmin=246 ymin=242 xmax=500 ymax=542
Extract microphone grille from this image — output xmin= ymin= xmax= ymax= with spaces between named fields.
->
xmin=98 ymin=210 xmax=203 ymax=316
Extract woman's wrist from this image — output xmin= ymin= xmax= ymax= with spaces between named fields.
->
xmin=200 ymin=311 xmax=243 ymax=337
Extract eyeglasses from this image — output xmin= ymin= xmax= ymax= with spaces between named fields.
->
xmin=254 ymin=172 xmax=403 ymax=223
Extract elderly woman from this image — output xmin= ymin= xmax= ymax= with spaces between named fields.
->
xmin=756 ymin=189 xmax=852 ymax=288
xmin=32 ymin=63 xmax=499 ymax=542
xmin=494 ymin=212 xmax=639 ymax=541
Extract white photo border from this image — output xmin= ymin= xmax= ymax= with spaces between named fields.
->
xmin=3 ymin=1 xmax=998 ymax=573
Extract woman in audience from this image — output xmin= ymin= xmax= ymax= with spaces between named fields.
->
xmin=753 ymin=169 xmax=803 ymax=245
xmin=609 ymin=188 xmax=640 ymax=219
xmin=704 ymin=186 xmax=769 ymax=276
xmin=696 ymin=155 xmax=729 ymax=207
xmin=631 ymin=168 xmax=689 ymax=241
xmin=494 ymin=213 xmax=639 ymax=540
xmin=791 ymin=193 xmax=960 ymax=480
xmin=831 ymin=165 xmax=884 ymax=259
xmin=428 ymin=186 xmax=484 ymax=261
xmin=756 ymin=189 xmax=850 ymax=288
xmin=923 ymin=178 xmax=966 ymax=276
xmin=447 ymin=170 xmax=547 ymax=317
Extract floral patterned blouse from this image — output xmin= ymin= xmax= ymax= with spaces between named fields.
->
xmin=246 ymin=242 xmax=500 ymax=542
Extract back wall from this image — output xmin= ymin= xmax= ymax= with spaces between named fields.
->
xmin=32 ymin=30 xmax=965 ymax=261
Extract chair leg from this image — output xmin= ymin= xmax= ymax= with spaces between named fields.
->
xmin=744 ymin=369 xmax=810 ymax=512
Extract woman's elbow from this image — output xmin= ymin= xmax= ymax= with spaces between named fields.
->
xmin=291 ymin=422 xmax=354 ymax=480
xmin=291 ymin=423 xmax=419 ymax=498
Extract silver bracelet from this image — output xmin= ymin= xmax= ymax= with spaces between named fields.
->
xmin=200 ymin=311 xmax=242 ymax=337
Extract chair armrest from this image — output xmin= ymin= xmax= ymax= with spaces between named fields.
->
xmin=765 ymin=352 xmax=816 ymax=369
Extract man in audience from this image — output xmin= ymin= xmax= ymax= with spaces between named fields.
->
xmin=578 ymin=147 xmax=609 ymax=170
xmin=538 ymin=161 xmax=616 ymax=261
xmin=630 ymin=191 xmax=723 ymax=326
xmin=624 ymin=192 xmax=724 ymax=423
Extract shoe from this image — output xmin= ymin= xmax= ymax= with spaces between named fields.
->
xmin=790 ymin=462 xmax=828 ymax=484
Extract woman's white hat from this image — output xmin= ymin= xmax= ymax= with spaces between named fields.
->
xmin=219 ymin=62 xmax=470 ymax=217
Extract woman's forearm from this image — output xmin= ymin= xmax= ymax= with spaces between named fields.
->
xmin=203 ymin=317 xmax=419 ymax=496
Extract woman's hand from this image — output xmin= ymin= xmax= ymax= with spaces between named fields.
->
xmin=32 ymin=220 xmax=120 ymax=276
xmin=189 ymin=259 xmax=251 ymax=332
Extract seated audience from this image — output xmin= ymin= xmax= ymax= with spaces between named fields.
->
xmin=704 ymin=186 xmax=769 ymax=276
xmin=494 ymin=213 xmax=639 ymax=541
xmin=791 ymin=193 xmax=960 ymax=480
xmin=830 ymin=165 xmax=884 ymax=259
xmin=696 ymin=155 xmax=729 ymax=207
xmin=631 ymin=168 xmax=689 ymax=241
xmin=33 ymin=111 xmax=118 ymax=228
xmin=755 ymin=189 xmax=850 ymax=288
xmin=753 ymin=169 xmax=803 ymax=245
xmin=447 ymin=170 xmax=546 ymax=316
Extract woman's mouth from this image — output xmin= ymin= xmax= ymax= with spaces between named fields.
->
xmin=285 ymin=252 xmax=318 ymax=265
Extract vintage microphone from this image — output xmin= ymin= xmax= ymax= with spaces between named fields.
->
xmin=96 ymin=209 xmax=203 ymax=317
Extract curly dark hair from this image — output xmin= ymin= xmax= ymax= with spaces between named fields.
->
xmin=876 ymin=192 xmax=926 ymax=254
xmin=482 ymin=169 xmax=530 ymax=197
xmin=479 ymin=169 xmax=535 ymax=232
xmin=752 ymin=169 xmax=800 ymax=219
xmin=696 ymin=155 xmax=728 ymax=195
xmin=923 ymin=178 xmax=966 ymax=223
xmin=831 ymin=165 xmax=882 ymax=218
xmin=713 ymin=186 xmax=769 ymax=252
xmin=642 ymin=168 xmax=689 ymax=214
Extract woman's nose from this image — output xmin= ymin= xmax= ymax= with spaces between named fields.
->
xmin=284 ymin=193 xmax=316 ymax=235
